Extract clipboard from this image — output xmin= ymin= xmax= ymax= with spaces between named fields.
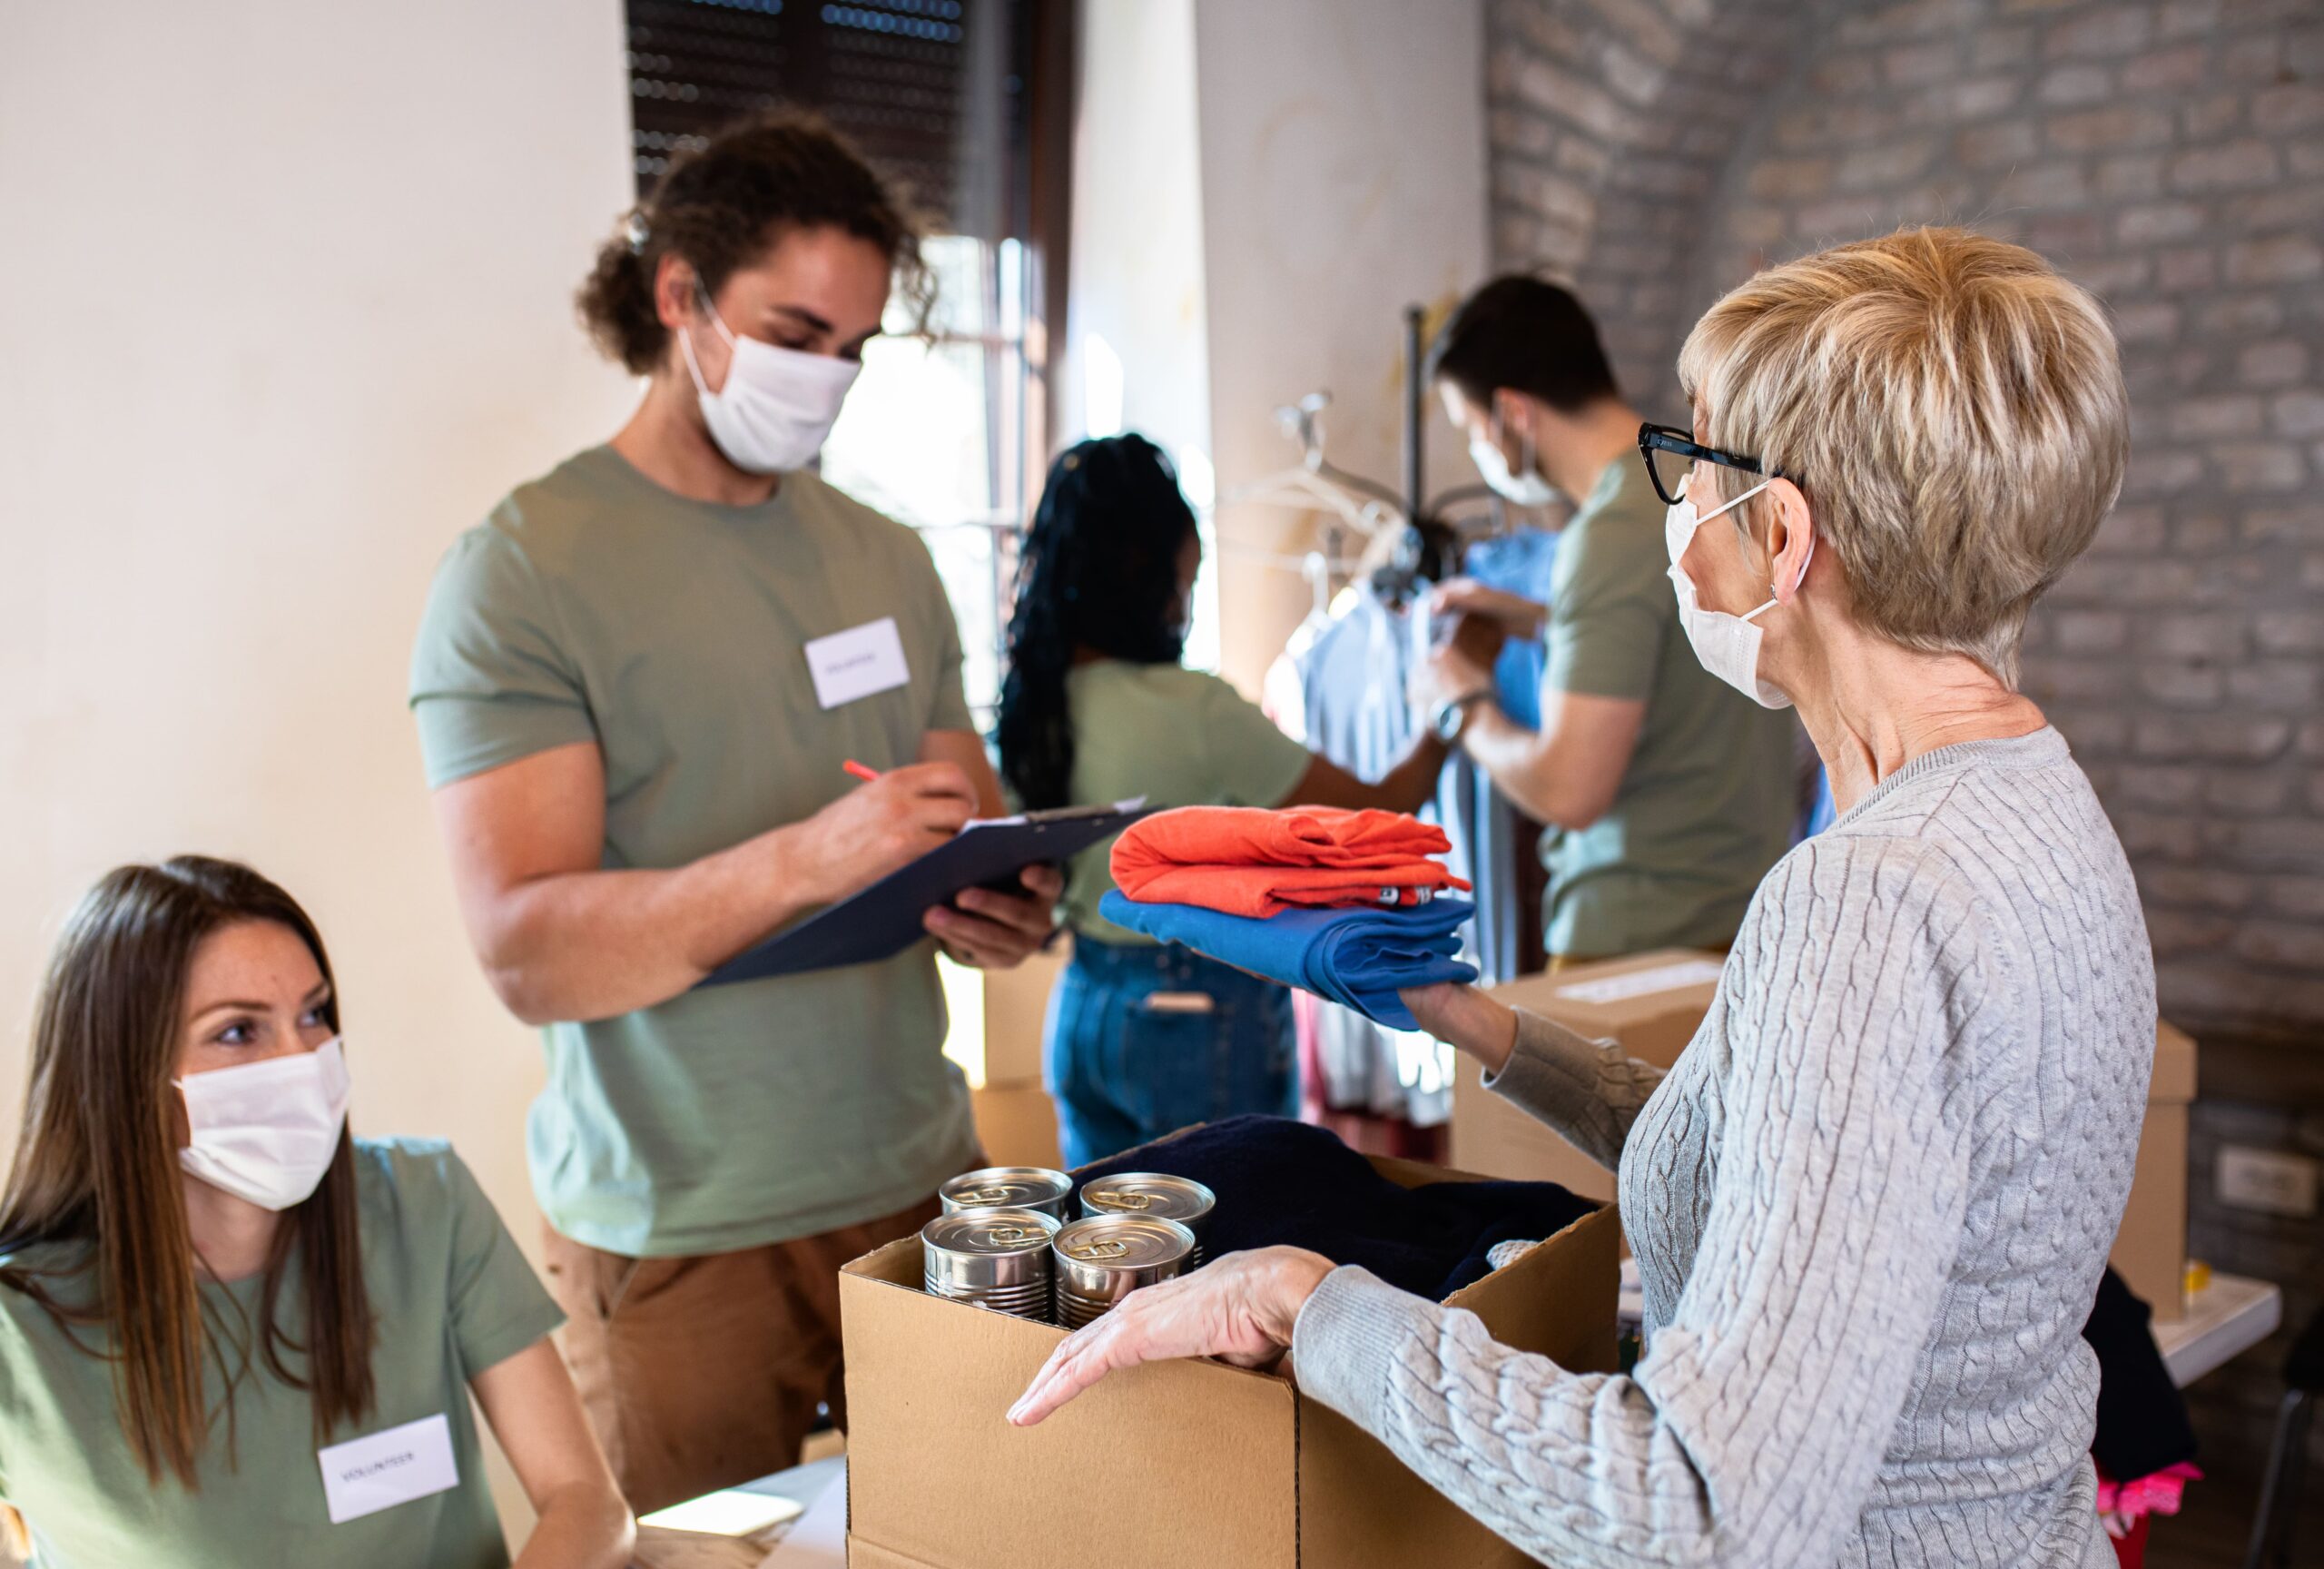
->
xmin=698 ymin=799 xmax=1152 ymax=988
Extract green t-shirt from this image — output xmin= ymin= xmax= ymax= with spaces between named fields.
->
xmin=407 ymin=446 xmax=980 ymax=1257
xmin=0 ymin=1140 xmax=559 ymax=1569
xmin=1059 ymin=662 xmax=1313 ymax=944
xmin=1539 ymin=455 xmax=1797 ymax=959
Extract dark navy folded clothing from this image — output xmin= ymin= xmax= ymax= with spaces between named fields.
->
xmin=1073 ymin=1114 xmax=1595 ymax=1302
xmin=1097 ymin=891 xmax=1476 ymax=1030
xmin=2083 ymin=1267 xmax=2198 ymax=1482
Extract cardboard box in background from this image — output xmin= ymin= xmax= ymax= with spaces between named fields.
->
xmin=2113 ymin=1020 xmax=2197 ymax=1320
xmin=841 ymin=1156 xmax=1621 ymax=1569
xmin=975 ymin=936 xmax=1068 ymax=1087
xmin=962 ymin=935 xmax=1065 ymax=1169
xmin=969 ymin=1082 xmax=1061 ymax=1170
xmin=1451 ymin=952 xmax=2200 ymax=1319
xmin=1451 ymin=952 xmax=1727 ymax=1203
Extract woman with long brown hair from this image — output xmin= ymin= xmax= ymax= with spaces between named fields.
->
xmin=0 ymin=857 xmax=631 ymax=1567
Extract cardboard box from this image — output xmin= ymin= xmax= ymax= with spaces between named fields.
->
xmin=1451 ymin=951 xmax=1727 ymax=1202
xmin=1451 ymin=953 xmax=2201 ymax=1320
xmin=841 ymin=1155 xmax=1621 ymax=1569
xmin=2113 ymin=1021 xmax=2197 ymax=1321
xmin=976 ymin=938 xmax=1068 ymax=1087
xmin=969 ymin=1081 xmax=1062 ymax=1170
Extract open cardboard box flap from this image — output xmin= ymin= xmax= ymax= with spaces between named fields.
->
xmin=841 ymin=1147 xmax=1620 ymax=1569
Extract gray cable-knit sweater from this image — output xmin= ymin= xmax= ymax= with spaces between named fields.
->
xmin=1293 ymin=729 xmax=2154 ymax=1569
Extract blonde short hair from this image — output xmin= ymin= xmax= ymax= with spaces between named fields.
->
xmin=1677 ymin=227 xmax=2128 ymax=686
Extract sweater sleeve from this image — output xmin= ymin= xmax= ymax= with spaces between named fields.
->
xmin=1480 ymin=1006 xmax=1669 ymax=1170
xmin=1293 ymin=839 xmax=1988 ymax=1569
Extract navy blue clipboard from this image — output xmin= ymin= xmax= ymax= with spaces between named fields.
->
xmin=697 ymin=799 xmax=1151 ymax=988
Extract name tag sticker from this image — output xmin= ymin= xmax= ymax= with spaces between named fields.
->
xmin=318 ymin=1413 xmax=458 ymax=1525
xmin=804 ymin=617 xmax=911 ymax=710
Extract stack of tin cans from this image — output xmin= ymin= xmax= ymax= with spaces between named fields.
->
xmin=1078 ymin=1173 xmax=1216 ymax=1268
xmin=1052 ymin=1213 xmax=1197 ymax=1328
xmin=923 ymin=1165 xmax=1212 ymax=1327
xmin=920 ymin=1207 xmax=1061 ymax=1320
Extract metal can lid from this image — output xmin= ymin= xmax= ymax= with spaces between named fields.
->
xmin=1053 ymin=1215 xmax=1194 ymax=1271
xmin=1079 ymin=1173 xmax=1215 ymax=1225
xmin=940 ymin=1166 xmax=1072 ymax=1211
xmin=921 ymin=1208 xmax=1061 ymax=1258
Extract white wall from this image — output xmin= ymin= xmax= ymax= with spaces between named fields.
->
xmin=0 ymin=0 xmax=635 ymax=1532
xmin=1189 ymin=0 xmax=1491 ymax=691
xmin=1065 ymin=0 xmax=1212 ymax=464
xmin=1062 ymin=0 xmax=1225 ymax=667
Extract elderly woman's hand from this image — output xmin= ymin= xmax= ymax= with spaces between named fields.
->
xmin=1007 ymin=1247 xmax=1336 ymax=1426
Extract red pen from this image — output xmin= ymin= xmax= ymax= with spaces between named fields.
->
xmin=842 ymin=759 xmax=881 ymax=784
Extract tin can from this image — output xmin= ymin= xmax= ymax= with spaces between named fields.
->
xmin=1051 ymin=1215 xmax=1195 ymax=1329
xmin=1078 ymin=1173 xmax=1216 ymax=1268
xmin=940 ymin=1166 xmax=1073 ymax=1220
xmin=921 ymin=1208 xmax=1060 ymax=1320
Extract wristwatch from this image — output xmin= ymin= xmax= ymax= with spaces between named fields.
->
xmin=1431 ymin=687 xmax=1492 ymax=743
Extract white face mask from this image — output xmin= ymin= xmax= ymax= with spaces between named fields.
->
xmin=176 ymin=1038 xmax=351 ymax=1210
xmin=1469 ymin=424 xmax=1557 ymax=508
xmin=679 ymin=289 xmax=862 ymax=476
xmin=1665 ymin=477 xmax=1811 ymax=710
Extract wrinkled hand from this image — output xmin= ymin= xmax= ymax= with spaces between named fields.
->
xmin=1008 ymin=1247 xmax=1335 ymax=1427
xmin=803 ymin=763 xmax=978 ymax=903
xmin=928 ymin=863 xmax=1063 ymax=970
xmin=1430 ymin=577 xmax=1545 ymax=636
xmin=1410 ymin=638 xmax=1496 ymax=715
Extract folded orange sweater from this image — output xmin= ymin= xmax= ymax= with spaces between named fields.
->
xmin=1110 ymin=806 xmax=1470 ymax=918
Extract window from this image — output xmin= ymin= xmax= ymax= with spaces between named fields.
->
xmin=625 ymin=0 xmax=1070 ymax=720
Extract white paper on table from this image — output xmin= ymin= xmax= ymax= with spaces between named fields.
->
xmin=756 ymin=1460 xmax=848 ymax=1568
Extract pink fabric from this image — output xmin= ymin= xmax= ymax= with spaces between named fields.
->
xmin=2096 ymin=1459 xmax=2200 ymax=1564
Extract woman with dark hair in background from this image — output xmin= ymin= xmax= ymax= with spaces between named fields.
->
xmin=0 ymin=858 xmax=629 ymax=1568
xmin=409 ymin=111 xmax=1060 ymax=1508
xmin=997 ymin=434 xmax=1454 ymax=1166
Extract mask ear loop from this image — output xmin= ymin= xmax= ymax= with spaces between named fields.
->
xmin=678 ymin=278 xmax=737 ymax=399
xmin=1730 ymin=481 xmax=1813 ymax=625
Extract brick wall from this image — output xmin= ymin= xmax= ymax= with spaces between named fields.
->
xmin=1490 ymin=0 xmax=2324 ymax=1044
xmin=1489 ymin=0 xmax=2324 ymax=1515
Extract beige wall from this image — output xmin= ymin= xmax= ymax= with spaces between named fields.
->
xmin=1191 ymin=0 xmax=1492 ymax=693
xmin=0 ymin=0 xmax=635 ymax=1526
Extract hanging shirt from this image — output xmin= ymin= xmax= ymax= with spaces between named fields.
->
xmin=1461 ymin=526 xmax=1561 ymax=730
xmin=408 ymin=446 xmax=980 ymax=1256
xmin=1058 ymin=661 xmax=1313 ymax=944
xmin=0 ymin=1140 xmax=559 ymax=1569
xmin=1540 ymin=456 xmax=1796 ymax=959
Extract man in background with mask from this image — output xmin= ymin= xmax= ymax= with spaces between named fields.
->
xmin=1413 ymin=276 xmax=1795 ymax=965
xmin=406 ymin=113 xmax=1059 ymax=1512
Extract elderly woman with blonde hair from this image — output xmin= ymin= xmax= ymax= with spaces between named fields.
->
xmin=1009 ymin=227 xmax=2152 ymax=1569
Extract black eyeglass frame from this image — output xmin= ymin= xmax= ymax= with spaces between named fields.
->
xmin=1636 ymin=422 xmax=1785 ymax=508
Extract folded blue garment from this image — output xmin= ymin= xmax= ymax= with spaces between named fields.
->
xmin=1098 ymin=891 xmax=1476 ymax=1030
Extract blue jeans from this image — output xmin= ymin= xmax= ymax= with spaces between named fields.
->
xmin=1044 ymin=937 xmax=1298 ymax=1169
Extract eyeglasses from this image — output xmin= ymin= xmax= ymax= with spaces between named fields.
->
xmin=1637 ymin=423 xmax=1781 ymax=508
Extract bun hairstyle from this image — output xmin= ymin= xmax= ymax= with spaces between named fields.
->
xmin=576 ymin=108 xmax=933 ymax=374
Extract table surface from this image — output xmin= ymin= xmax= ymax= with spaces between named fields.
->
xmin=2152 ymin=1272 xmax=2283 ymax=1386
xmin=632 ymin=1456 xmax=845 ymax=1569
xmin=1619 ymin=1259 xmax=2283 ymax=1389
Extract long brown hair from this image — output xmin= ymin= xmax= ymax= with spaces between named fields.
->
xmin=0 ymin=856 xmax=375 ymax=1489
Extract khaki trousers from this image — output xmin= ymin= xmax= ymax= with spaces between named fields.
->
xmin=541 ymin=1194 xmax=940 ymax=1515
